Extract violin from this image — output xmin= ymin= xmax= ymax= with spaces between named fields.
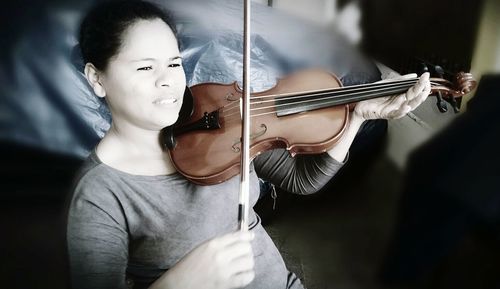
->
xmin=163 ymin=69 xmax=476 ymax=186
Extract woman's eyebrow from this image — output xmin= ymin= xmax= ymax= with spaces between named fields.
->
xmin=130 ymin=56 xmax=182 ymax=62
xmin=130 ymin=58 xmax=155 ymax=62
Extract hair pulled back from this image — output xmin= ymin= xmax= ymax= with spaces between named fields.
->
xmin=79 ymin=0 xmax=177 ymax=71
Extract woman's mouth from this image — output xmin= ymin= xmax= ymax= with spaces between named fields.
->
xmin=153 ymin=98 xmax=178 ymax=105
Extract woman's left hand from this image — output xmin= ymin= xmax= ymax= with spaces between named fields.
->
xmin=354 ymin=72 xmax=431 ymax=120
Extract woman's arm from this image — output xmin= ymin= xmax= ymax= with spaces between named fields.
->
xmin=253 ymin=148 xmax=346 ymax=195
xmin=254 ymin=73 xmax=431 ymax=195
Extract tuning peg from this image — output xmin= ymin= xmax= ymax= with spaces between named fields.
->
xmin=433 ymin=65 xmax=443 ymax=76
xmin=436 ymin=96 xmax=448 ymax=113
xmin=431 ymin=65 xmax=448 ymax=113
xmin=449 ymin=96 xmax=460 ymax=113
xmin=418 ymin=62 xmax=429 ymax=76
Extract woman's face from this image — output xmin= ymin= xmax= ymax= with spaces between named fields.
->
xmin=100 ymin=18 xmax=186 ymax=131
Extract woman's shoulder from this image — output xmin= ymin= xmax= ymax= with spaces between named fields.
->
xmin=71 ymin=149 xmax=124 ymax=200
xmin=66 ymin=152 xmax=130 ymax=233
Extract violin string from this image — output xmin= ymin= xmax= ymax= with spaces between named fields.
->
xmin=224 ymin=79 xmax=443 ymax=119
xmin=222 ymin=80 xmax=441 ymax=123
xmin=222 ymin=86 xmax=405 ymax=123
xmin=258 ymin=78 xmax=420 ymax=100
xmin=221 ymin=79 xmax=422 ymax=115
xmin=221 ymin=83 xmax=412 ymax=120
xmin=222 ymin=77 xmax=452 ymax=115
xmin=220 ymin=79 xmax=421 ymax=113
xmin=222 ymin=80 xmax=430 ymax=120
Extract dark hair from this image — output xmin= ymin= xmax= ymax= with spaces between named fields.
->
xmin=79 ymin=0 xmax=177 ymax=71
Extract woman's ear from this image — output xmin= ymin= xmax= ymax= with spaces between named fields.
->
xmin=84 ymin=63 xmax=106 ymax=98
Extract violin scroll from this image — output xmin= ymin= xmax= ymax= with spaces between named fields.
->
xmin=455 ymin=72 xmax=477 ymax=95
xmin=430 ymin=72 xmax=477 ymax=99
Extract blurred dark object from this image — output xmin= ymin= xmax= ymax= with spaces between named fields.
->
xmin=360 ymin=0 xmax=484 ymax=77
xmin=0 ymin=141 xmax=83 ymax=289
xmin=380 ymin=74 xmax=500 ymax=288
xmin=0 ymin=141 xmax=83 ymax=202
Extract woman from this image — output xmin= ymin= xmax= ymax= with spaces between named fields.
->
xmin=66 ymin=1 xmax=431 ymax=289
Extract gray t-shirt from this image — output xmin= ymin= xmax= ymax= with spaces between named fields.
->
xmin=66 ymin=148 xmax=344 ymax=289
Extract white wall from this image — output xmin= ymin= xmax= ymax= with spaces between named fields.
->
xmin=271 ymin=0 xmax=337 ymax=25
xmin=469 ymin=0 xmax=500 ymax=103
xmin=262 ymin=0 xmax=362 ymax=45
xmin=386 ymin=0 xmax=500 ymax=168
xmin=251 ymin=0 xmax=269 ymax=6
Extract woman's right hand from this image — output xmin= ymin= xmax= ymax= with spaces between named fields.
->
xmin=150 ymin=231 xmax=256 ymax=289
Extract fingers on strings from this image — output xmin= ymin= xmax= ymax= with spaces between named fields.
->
xmin=407 ymin=72 xmax=431 ymax=108
xmin=388 ymin=73 xmax=431 ymax=118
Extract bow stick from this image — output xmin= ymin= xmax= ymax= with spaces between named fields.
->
xmin=238 ymin=0 xmax=251 ymax=232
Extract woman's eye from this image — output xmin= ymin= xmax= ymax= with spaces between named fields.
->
xmin=137 ymin=66 xmax=153 ymax=71
xmin=168 ymin=63 xmax=181 ymax=68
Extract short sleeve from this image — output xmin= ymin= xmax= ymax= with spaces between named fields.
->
xmin=66 ymin=178 xmax=129 ymax=289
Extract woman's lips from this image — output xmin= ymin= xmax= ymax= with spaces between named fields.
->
xmin=153 ymin=98 xmax=178 ymax=105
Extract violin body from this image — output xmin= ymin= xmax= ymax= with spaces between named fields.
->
xmin=166 ymin=69 xmax=476 ymax=185
xmin=168 ymin=70 xmax=349 ymax=185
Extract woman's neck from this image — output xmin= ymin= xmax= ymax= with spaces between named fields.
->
xmin=96 ymin=122 xmax=177 ymax=176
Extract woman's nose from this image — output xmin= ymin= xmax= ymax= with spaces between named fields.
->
xmin=155 ymin=70 xmax=171 ymax=87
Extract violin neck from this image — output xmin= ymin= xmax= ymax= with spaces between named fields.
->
xmin=275 ymin=79 xmax=419 ymax=117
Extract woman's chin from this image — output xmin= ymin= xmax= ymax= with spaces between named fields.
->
xmin=156 ymin=116 xmax=179 ymax=129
